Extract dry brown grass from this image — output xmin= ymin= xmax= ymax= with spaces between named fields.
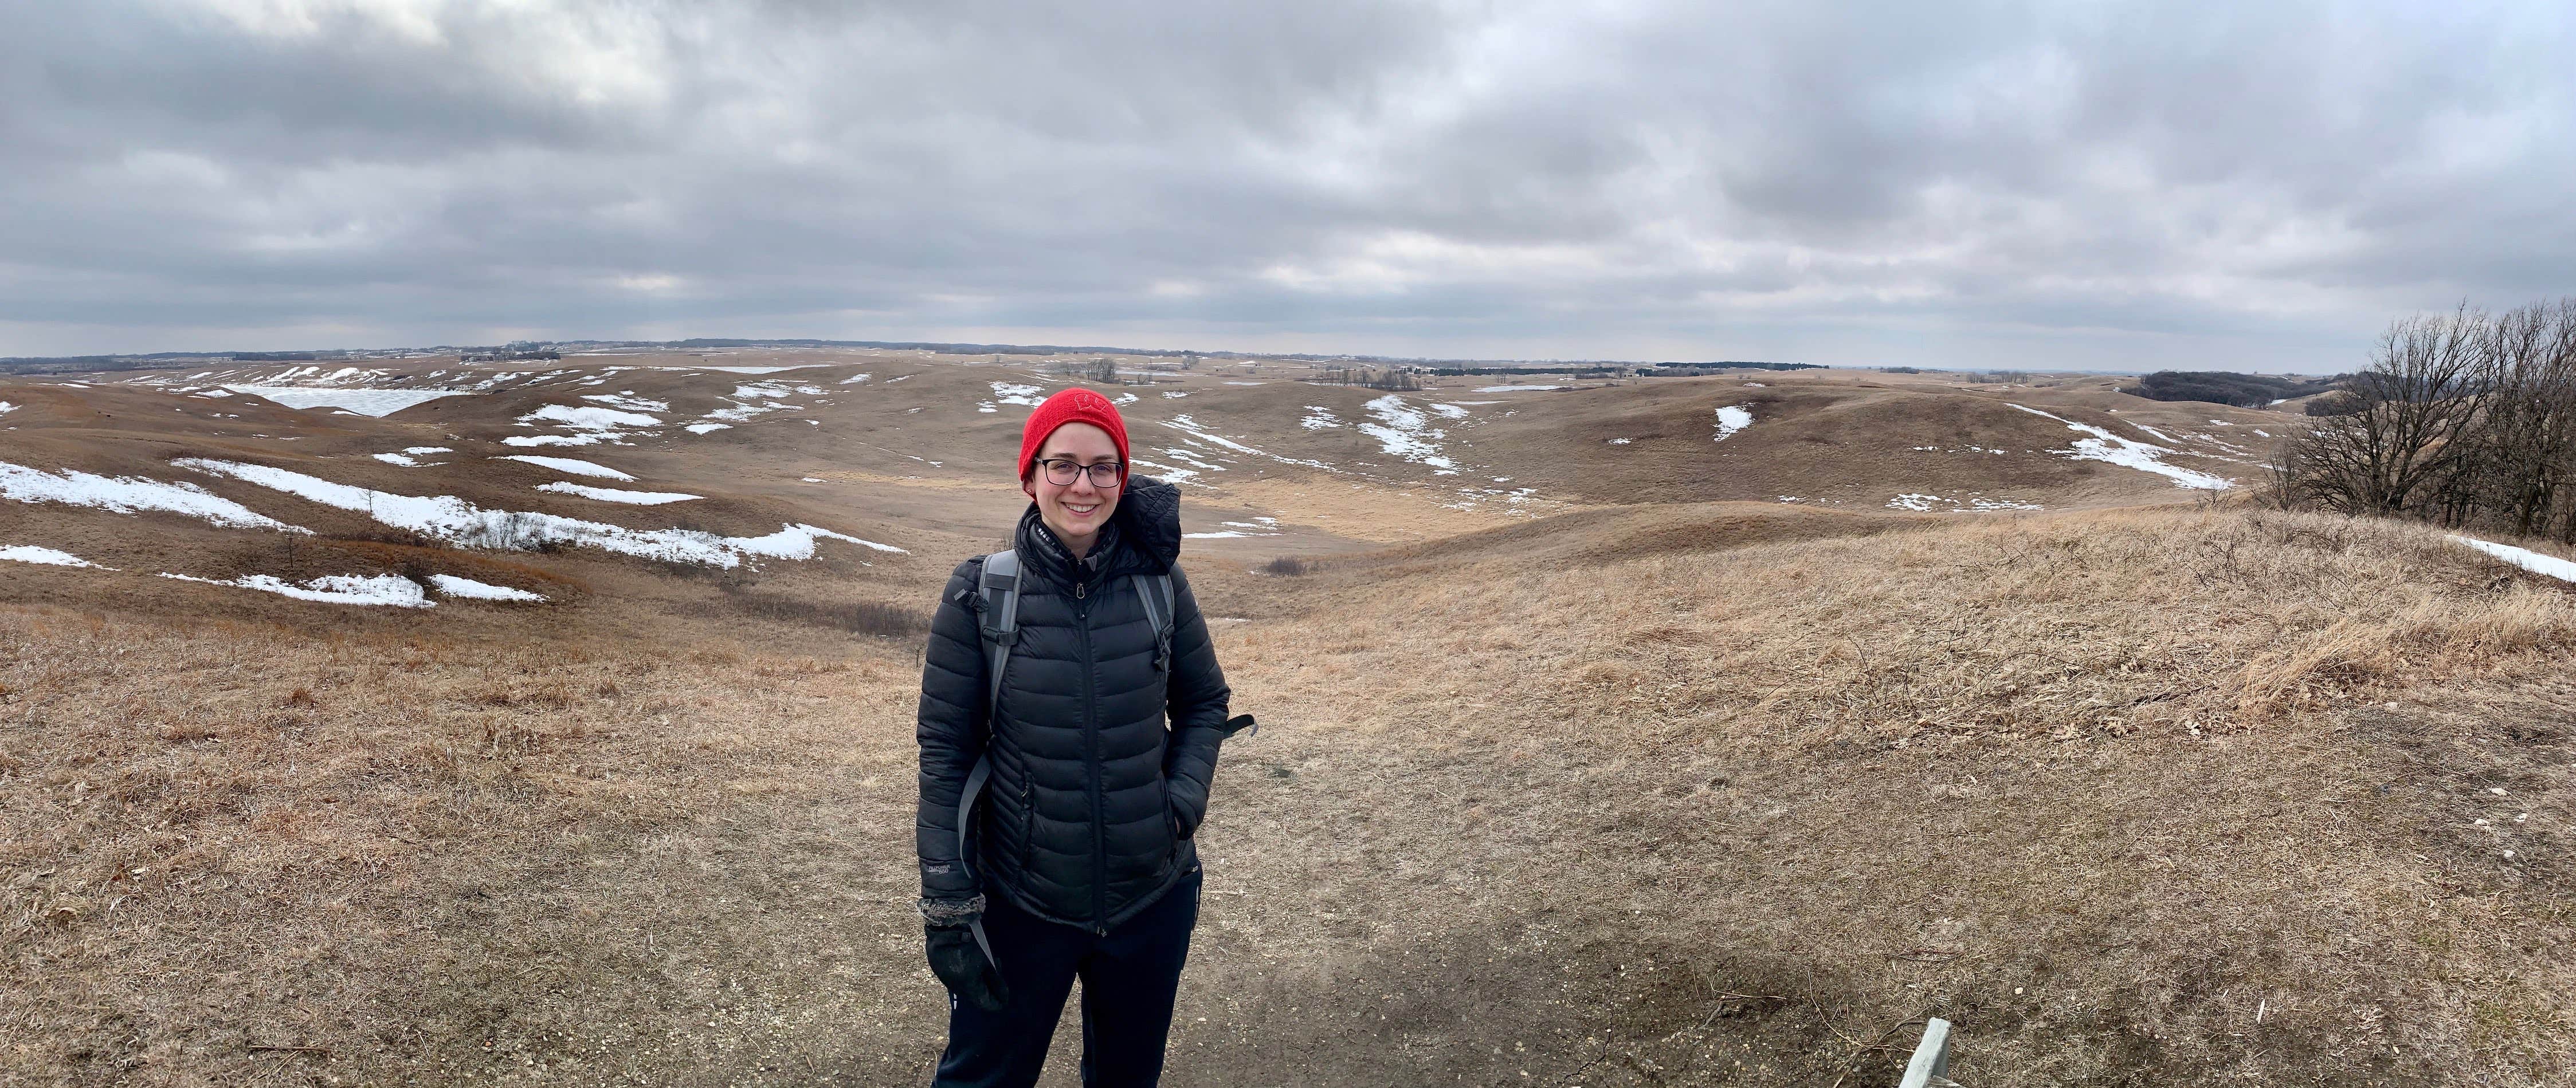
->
xmin=5 ymin=491 xmax=2574 ymax=1084
xmin=1194 ymin=504 xmax=2576 ymax=1084
xmin=0 ymin=608 xmax=936 ymax=1085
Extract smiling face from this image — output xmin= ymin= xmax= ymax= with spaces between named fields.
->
xmin=1022 ymin=421 xmax=1123 ymax=559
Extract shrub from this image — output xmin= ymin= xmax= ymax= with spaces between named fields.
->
xmin=720 ymin=588 xmax=929 ymax=638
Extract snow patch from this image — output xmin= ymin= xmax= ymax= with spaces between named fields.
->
xmin=1713 ymin=404 xmax=1753 ymax=441
xmin=501 ymin=434 xmax=610 ymax=447
xmin=1360 ymin=396 xmax=1459 ymax=474
xmin=161 ymin=572 xmax=431 ymax=608
xmin=495 ymin=455 xmax=633 ymax=481
xmin=2006 ymin=404 xmax=2234 ymax=490
xmin=224 ymin=386 xmax=474 ymax=417
xmin=2452 ymin=536 xmax=2576 ymax=583
xmin=1300 ymin=406 xmax=1343 ymax=430
xmin=1164 ymin=415 xmax=1338 ymax=473
xmin=538 ymin=482 xmax=702 ymax=505
xmin=734 ymin=524 xmax=907 ymax=557
xmin=1128 ymin=458 xmax=1200 ymax=482
xmin=990 ymin=383 xmax=1045 ymax=407
xmin=1 ymin=545 xmax=106 ymax=568
xmin=522 ymin=404 xmax=660 ymax=430
xmin=1 ymin=459 xmax=307 ymax=531
xmin=684 ymin=422 xmax=732 ymax=435
xmin=427 ymin=574 xmax=546 ymax=602
xmin=175 ymin=458 xmax=897 ymax=568
xmin=1887 ymin=493 xmax=2044 ymax=513
xmin=579 ymin=393 xmax=668 ymax=413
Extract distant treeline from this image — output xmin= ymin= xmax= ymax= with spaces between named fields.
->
xmin=1316 ymin=366 xmax=1424 ymax=390
xmin=1637 ymin=362 xmax=1823 ymax=376
xmin=1426 ymin=365 xmax=1624 ymax=378
xmin=2123 ymin=371 xmax=2344 ymax=407
xmin=2274 ymin=301 xmax=2576 ymax=542
xmin=0 ymin=352 xmax=224 ymax=375
xmin=1412 ymin=361 xmax=1816 ymax=378
xmin=584 ymin=338 xmax=1229 ymax=359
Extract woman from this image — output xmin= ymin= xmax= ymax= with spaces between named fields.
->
xmin=915 ymin=387 xmax=1245 ymax=1087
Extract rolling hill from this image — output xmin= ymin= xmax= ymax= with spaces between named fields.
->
xmin=4 ymin=349 xmax=2571 ymax=1085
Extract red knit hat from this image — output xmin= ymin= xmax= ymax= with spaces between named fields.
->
xmin=1018 ymin=388 xmax=1132 ymax=482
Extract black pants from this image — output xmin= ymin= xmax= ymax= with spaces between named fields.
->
xmin=934 ymin=869 xmax=1202 ymax=1088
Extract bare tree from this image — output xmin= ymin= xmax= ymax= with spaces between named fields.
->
xmin=2457 ymin=300 xmax=2576 ymax=536
xmin=2281 ymin=305 xmax=2495 ymax=516
xmin=1316 ymin=365 xmax=1421 ymax=391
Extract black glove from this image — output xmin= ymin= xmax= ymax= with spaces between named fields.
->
xmin=925 ymin=924 xmax=1010 ymax=1012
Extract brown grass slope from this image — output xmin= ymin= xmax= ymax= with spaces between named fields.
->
xmin=6 ymin=503 xmax=2574 ymax=1086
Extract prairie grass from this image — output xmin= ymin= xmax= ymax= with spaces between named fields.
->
xmin=2 ymin=505 xmax=2571 ymax=1085
xmin=1198 ymin=504 xmax=2576 ymax=1083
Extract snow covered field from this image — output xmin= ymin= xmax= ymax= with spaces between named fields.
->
xmin=2 ymin=458 xmax=307 ymax=532
xmin=176 ymin=458 xmax=900 ymax=567
xmin=1359 ymin=396 xmax=1458 ymax=474
xmin=2008 ymin=404 xmax=2235 ymax=490
xmin=224 ymin=386 xmax=475 ymax=417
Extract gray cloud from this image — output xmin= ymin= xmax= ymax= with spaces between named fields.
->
xmin=2 ymin=0 xmax=2570 ymax=370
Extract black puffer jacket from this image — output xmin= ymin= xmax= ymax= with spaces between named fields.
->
xmin=915 ymin=478 xmax=1234 ymax=931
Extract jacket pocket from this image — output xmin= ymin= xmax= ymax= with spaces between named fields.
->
xmin=1156 ymin=773 xmax=1183 ymax=847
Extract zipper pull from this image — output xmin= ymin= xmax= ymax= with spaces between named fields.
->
xmin=1075 ymin=581 xmax=1087 ymax=599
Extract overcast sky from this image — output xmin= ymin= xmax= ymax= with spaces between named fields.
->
xmin=3 ymin=1 xmax=2570 ymax=370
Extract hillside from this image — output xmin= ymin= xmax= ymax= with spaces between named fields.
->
xmin=5 ymin=351 xmax=2573 ymax=1085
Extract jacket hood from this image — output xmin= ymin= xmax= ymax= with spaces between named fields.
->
xmin=1112 ymin=476 xmax=1182 ymax=572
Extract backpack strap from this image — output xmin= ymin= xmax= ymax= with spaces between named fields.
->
xmin=954 ymin=549 xmax=1021 ymax=885
xmin=977 ymin=549 xmax=1024 ymax=710
xmin=1132 ymin=569 xmax=1177 ymax=673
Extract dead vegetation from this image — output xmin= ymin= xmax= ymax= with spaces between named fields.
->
xmin=1 ymin=346 xmax=2570 ymax=1084
xmin=4 ymin=503 xmax=2571 ymax=1085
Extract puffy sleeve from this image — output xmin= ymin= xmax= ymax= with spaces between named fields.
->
xmin=915 ymin=559 xmax=987 ymax=901
xmin=1159 ymin=565 xmax=1234 ymax=837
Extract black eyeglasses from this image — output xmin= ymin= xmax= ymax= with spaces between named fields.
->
xmin=1037 ymin=458 xmax=1124 ymax=488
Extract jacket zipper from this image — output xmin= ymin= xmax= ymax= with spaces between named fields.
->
xmin=1076 ymin=568 xmax=1107 ymax=933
